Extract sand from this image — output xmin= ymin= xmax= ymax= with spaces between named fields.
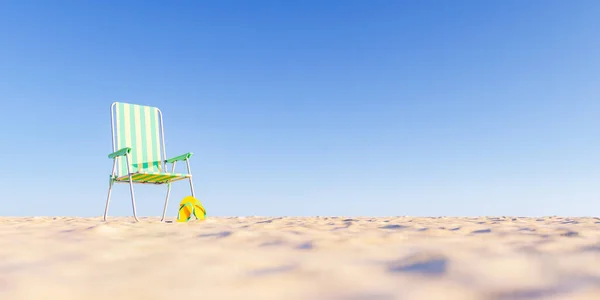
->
xmin=1 ymin=216 xmax=600 ymax=299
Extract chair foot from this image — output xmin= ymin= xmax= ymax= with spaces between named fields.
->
xmin=160 ymin=183 xmax=172 ymax=222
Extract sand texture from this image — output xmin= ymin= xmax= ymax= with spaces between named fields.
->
xmin=2 ymin=216 xmax=600 ymax=299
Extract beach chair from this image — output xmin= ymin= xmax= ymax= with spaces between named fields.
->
xmin=104 ymin=102 xmax=196 ymax=222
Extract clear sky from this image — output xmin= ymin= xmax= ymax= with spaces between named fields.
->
xmin=1 ymin=0 xmax=599 ymax=217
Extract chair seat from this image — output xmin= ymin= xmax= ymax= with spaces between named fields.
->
xmin=115 ymin=172 xmax=191 ymax=184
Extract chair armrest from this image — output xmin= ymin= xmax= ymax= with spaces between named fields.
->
xmin=108 ymin=147 xmax=132 ymax=159
xmin=165 ymin=152 xmax=193 ymax=164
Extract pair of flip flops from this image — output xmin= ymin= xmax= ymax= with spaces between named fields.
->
xmin=177 ymin=196 xmax=206 ymax=222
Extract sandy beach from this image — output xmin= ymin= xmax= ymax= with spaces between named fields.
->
xmin=1 ymin=216 xmax=600 ymax=299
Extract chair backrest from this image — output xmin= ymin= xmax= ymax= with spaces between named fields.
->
xmin=111 ymin=102 xmax=166 ymax=176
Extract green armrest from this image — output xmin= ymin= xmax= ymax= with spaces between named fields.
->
xmin=108 ymin=147 xmax=132 ymax=159
xmin=165 ymin=152 xmax=193 ymax=164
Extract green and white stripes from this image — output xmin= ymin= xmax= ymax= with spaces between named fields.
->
xmin=115 ymin=172 xmax=191 ymax=184
xmin=114 ymin=102 xmax=162 ymax=176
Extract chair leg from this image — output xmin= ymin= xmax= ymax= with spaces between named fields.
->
xmin=160 ymin=183 xmax=172 ymax=222
xmin=125 ymin=154 xmax=139 ymax=222
xmin=128 ymin=177 xmax=139 ymax=222
xmin=188 ymin=177 xmax=196 ymax=197
xmin=103 ymin=180 xmax=114 ymax=221
xmin=104 ymin=160 xmax=117 ymax=222
xmin=185 ymin=159 xmax=196 ymax=197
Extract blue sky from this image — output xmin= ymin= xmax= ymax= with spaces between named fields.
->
xmin=1 ymin=1 xmax=599 ymax=217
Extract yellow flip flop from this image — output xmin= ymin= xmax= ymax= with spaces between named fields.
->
xmin=177 ymin=196 xmax=206 ymax=222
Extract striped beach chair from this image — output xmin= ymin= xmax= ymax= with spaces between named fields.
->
xmin=104 ymin=102 xmax=196 ymax=222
